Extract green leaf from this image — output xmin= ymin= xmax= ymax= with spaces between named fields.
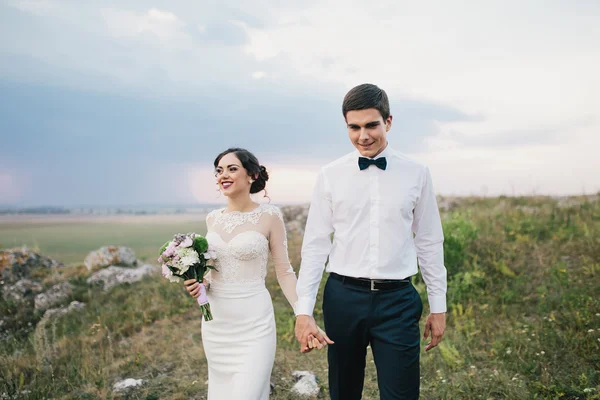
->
xmin=158 ymin=240 xmax=170 ymax=256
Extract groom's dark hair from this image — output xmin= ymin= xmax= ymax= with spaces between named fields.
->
xmin=342 ymin=83 xmax=390 ymax=121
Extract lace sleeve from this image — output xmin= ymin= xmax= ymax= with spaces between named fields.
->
xmin=204 ymin=210 xmax=216 ymax=284
xmin=268 ymin=207 xmax=298 ymax=312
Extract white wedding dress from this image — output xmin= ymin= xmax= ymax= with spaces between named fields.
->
xmin=201 ymin=204 xmax=298 ymax=400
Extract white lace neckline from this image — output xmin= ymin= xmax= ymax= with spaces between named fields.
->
xmin=220 ymin=203 xmax=264 ymax=216
xmin=211 ymin=204 xmax=274 ymax=234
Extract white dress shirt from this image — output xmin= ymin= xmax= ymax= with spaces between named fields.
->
xmin=296 ymin=145 xmax=447 ymax=316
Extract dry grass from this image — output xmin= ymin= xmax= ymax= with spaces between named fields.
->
xmin=1 ymin=196 xmax=599 ymax=399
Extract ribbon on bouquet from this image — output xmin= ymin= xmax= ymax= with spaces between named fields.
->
xmin=196 ymin=283 xmax=213 ymax=321
xmin=197 ymin=282 xmax=209 ymax=306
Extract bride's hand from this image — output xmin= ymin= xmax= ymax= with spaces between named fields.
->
xmin=184 ymin=279 xmax=210 ymax=298
xmin=184 ymin=279 xmax=200 ymax=298
xmin=307 ymin=327 xmax=333 ymax=351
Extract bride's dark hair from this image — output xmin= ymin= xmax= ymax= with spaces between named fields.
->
xmin=214 ymin=148 xmax=269 ymax=196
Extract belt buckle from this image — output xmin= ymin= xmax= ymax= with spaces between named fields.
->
xmin=370 ymin=279 xmax=379 ymax=291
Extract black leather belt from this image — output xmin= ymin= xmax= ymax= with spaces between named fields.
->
xmin=330 ymin=272 xmax=410 ymax=291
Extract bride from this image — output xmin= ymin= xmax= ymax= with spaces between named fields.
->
xmin=184 ymin=148 xmax=332 ymax=399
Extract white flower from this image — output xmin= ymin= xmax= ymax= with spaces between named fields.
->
xmin=588 ymin=329 xmax=595 ymax=333
xmin=161 ymin=264 xmax=182 ymax=283
xmin=172 ymin=247 xmax=200 ymax=274
xmin=203 ymin=250 xmax=217 ymax=260
xmin=506 ymin=348 xmax=512 ymax=355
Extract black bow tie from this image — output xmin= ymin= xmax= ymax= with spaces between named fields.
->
xmin=358 ymin=157 xmax=387 ymax=171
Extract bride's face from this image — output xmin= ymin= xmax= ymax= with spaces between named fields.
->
xmin=215 ymin=153 xmax=253 ymax=197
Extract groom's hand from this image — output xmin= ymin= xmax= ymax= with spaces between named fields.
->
xmin=295 ymin=315 xmax=333 ymax=353
xmin=424 ymin=312 xmax=446 ymax=351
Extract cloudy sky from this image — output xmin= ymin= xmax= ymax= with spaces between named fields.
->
xmin=1 ymin=0 xmax=599 ymax=206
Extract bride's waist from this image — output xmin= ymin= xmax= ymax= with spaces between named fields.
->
xmin=208 ymin=279 xmax=266 ymax=297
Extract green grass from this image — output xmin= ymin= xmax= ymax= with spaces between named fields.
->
xmin=1 ymin=196 xmax=599 ymax=399
xmin=0 ymin=218 xmax=207 ymax=264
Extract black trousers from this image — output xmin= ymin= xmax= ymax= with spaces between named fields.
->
xmin=323 ymin=274 xmax=423 ymax=400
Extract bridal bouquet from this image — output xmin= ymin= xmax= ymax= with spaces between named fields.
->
xmin=158 ymin=233 xmax=217 ymax=321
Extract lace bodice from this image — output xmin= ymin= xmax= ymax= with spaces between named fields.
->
xmin=205 ymin=204 xmax=298 ymax=310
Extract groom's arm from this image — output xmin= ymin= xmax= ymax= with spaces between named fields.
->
xmin=296 ymin=170 xmax=334 ymax=317
xmin=412 ymin=166 xmax=447 ymax=350
xmin=295 ymin=170 xmax=334 ymax=352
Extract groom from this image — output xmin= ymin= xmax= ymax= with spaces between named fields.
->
xmin=294 ymin=83 xmax=447 ymax=399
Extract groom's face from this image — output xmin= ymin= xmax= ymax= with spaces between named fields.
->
xmin=346 ymin=108 xmax=392 ymax=158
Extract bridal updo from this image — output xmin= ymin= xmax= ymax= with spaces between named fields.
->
xmin=213 ymin=148 xmax=269 ymax=195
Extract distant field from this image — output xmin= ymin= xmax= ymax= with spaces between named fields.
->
xmin=0 ymin=214 xmax=208 ymax=264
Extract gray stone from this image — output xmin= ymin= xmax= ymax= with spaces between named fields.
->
xmin=2 ymin=279 xmax=43 ymax=303
xmin=34 ymin=282 xmax=74 ymax=311
xmin=113 ymin=378 xmax=144 ymax=392
xmin=291 ymin=370 xmax=319 ymax=397
xmin=84 ymin=246 xmax=137 ymax=271
xmin=42 ymin=301 xmax=86 ymax=319
xmin=87 ymin=264 xmax=157 ymax=290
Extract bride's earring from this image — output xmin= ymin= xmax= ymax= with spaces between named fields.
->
xmin=249 ymin=179 xmax=254 ymax=184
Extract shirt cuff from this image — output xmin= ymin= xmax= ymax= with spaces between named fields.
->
xmin=428 ymin=295 xmax=446 ymax=314
xmin=294 ymin=297 xmax=316 ymax=317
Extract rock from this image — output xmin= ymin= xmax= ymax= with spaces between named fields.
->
xmin=437 ymin=197 xmax=460 ymax=212
xmin=35 ymin=302 xmax=86 ymax=365
xmin=286 ymin=220 xmax=306 ymax=237
xmin=87 ymin=264 xmax=157 ymax=290
xmin=2 ymin=279 xmax=44 ymax=303
xmin=84 ymin=246 xmax=137 ymax=272
xmin=0 ymin=248 xmax=62 ymax=285
xmin=42 ymin=301 xmax=85 ymax=319
xmin=34 ymin=282 xmax=74 ymax=311
xmin=281 ymin=204 xmax=310 ymax=237
xmin=113 ymin=378 xmax=144 ymax=392
xmin=291 ymin=371 xmax=319 ymax=397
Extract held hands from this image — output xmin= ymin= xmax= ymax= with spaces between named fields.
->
xmin=424 ymin=312 xmax=446 ymax=351
xmin=295 ymin=315 xmax=334 ymax=353
xmin=183 ymin=279 xmax=210 ymax=298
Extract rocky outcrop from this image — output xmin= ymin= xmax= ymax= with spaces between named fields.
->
xmin=42 ymin=301 xmax=85 ymax=319
xmin=84 ymin=246 xmax=137 ymax=272
xmin=0 ymin=248 xmax=62 ymax=284
xmin=280 ymin=205 xmax=309 ymax=237
xmin=2 ymin=279 xmax=43 ymax=303
xmin=34 ymin=282 xmax=74 ymax=311
xmin=87 ymin=264 xmax=157 ymax=290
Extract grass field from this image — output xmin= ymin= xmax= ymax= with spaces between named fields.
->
xmin=1 ymin=196 xmax=599 ymax=399
xmin=0 ymin=215 xmax=207 ymax=264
